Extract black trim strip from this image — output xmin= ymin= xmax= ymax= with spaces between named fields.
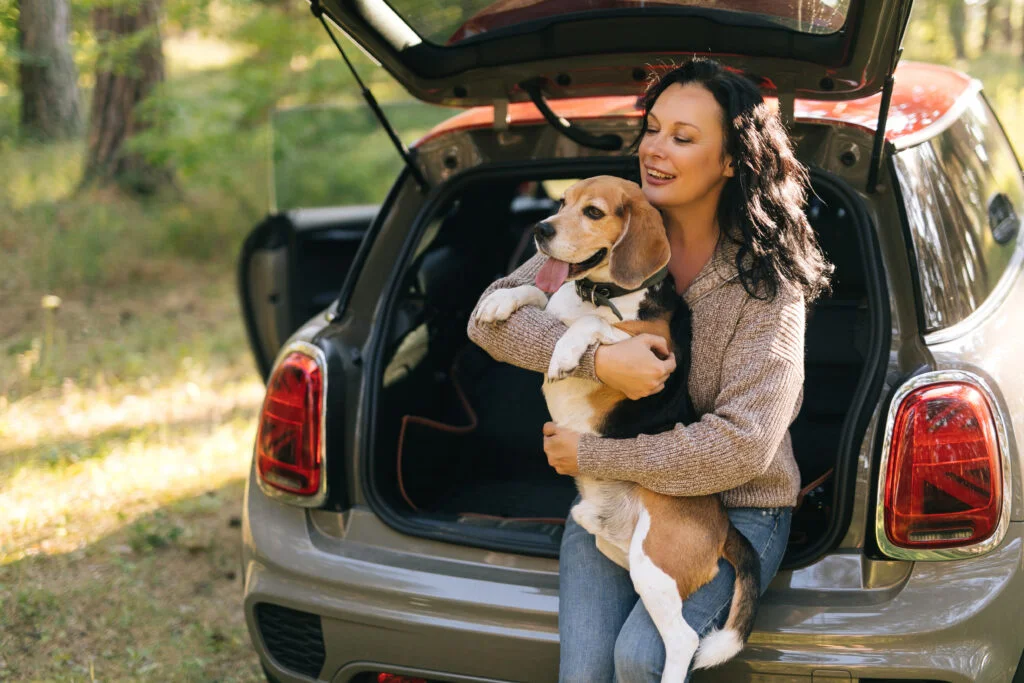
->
xmin=783 ymin=168 xmax=892 ymax=569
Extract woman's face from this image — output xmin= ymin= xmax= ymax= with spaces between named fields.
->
xmin=638 ymin=82 xmax=735 ymax=211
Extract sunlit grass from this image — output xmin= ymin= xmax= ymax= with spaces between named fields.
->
xmin=0 ymin=271 xmax=264 ymax=679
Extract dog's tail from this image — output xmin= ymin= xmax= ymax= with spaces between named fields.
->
xmin=693 ymin=524 xmax=761 ymax=670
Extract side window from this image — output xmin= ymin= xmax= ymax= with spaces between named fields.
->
xmin=892 ymin=94 xmax=1023 ymax=333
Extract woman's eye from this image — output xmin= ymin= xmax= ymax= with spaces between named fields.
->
xmin=583 ymin=206 xmax=605 ymax=220
xmin=644 ymin=129 xmax=658 ymax=135
xmin=674 ymin=137 xmax=690 ymax=144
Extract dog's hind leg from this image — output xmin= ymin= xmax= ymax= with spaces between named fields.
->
xmin=629 ymin=507 xmax=698 ymax=683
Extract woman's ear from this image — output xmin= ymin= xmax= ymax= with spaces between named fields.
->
xmin=723 ymin=154 xmax=736 ymax=178
xmin=608 ymin=187 xmax=671 ymax=290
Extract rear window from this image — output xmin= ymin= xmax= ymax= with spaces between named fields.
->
xmin=386 ymin=0 xmax=851 ymax=46
xmin=893 ymin=94 xmax=1023 ymax=334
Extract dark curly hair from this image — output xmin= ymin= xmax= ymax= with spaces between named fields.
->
xmin=633 ymin=58 xmax=832 ymax=304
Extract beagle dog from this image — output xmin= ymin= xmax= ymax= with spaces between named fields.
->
xmin=474 ymin=176 xmax=759 ymax=680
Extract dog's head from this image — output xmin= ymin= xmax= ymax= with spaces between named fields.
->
xmin=533 ymin=176 xmax=670 ymax=293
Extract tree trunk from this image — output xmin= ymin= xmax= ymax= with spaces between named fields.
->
xmin=949 ymin=0 xmax=968 ymax=59
xmin=982 ymin=0 xmax=998 ymax=50
xmin=17 ymin=0 xmax=82 ymax=140
xmin=82 ymin=0 xmax=172 ymax=194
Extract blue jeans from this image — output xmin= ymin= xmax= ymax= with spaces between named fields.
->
xmin=558 ymin=501 xmax=793 ymax=683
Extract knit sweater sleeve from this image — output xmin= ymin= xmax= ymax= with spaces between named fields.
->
xmin=466 ymin=254 xmax=599 ymax=381
xmin=576 ymin=286 xmax=805 ymax=496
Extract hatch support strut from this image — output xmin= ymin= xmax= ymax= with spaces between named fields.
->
xmin=520 ymin=79 xmax=623 ymax=152
xmin=311 ymin=0 xmax=428 ymax=193
xmin=867 ymin=0 xmax=914 ymax=194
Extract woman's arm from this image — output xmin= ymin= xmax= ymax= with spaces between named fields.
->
xmin=576 ymin=286 xmax=806 ymax=497
xmin=467 ymin=253 xmax=600 ymax=379
xmin=468 ymin=254 xmax=677 ymax=392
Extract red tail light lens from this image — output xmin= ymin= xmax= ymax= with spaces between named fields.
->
xmin=883 ymin=381 xmax=1002 ymax=550
xmin=256 ymin=350 xmax=324 ymax=500
xmin=376 ymin=674 xmax=428 ymax=683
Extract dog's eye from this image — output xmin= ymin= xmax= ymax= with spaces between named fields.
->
xmin=583 ymin=206 xmax=605 ymax=220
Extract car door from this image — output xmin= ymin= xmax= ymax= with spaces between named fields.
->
xmin=238 ymin=204 xmax=377 ymax=380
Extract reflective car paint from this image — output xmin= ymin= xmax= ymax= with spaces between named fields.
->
xmin=414 ymin=62 xmax=974 ymax=149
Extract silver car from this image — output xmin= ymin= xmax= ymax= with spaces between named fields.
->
xmin=237 ymin=1 xmax=1024 ymax=681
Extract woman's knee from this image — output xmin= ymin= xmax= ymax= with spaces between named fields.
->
xmin=613 ymin=618 xmax=664 ymax=682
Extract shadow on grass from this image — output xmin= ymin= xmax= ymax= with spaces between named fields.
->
xmin=0 ymin=403 xmax=260 ymax=490
xmin=0 ymin=480 xmax=265 ymax=683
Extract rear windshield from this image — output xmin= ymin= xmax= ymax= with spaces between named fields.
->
xmin=386 ymin=0 xmax=851 ymax=46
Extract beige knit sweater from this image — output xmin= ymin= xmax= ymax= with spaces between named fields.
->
xmin=466 ymin=240 xmax=804 ymax=509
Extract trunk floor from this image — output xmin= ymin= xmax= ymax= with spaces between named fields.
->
xmin=431 ymin=477 xmax=578 ymax=521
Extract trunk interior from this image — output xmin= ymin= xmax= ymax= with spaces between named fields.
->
xmin=370 ymin=168 xmax=876 ymax=563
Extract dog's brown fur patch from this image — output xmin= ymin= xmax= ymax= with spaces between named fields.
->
xmin=613 ymin=319 xmax=673 ymax=351
xmin=641 ymin=489 xmax=730 ymax=598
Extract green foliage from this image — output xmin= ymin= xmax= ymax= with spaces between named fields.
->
xmin=271 ymin=101 xmax=452 ymax=210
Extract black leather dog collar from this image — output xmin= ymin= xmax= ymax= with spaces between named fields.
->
xmin=574 ymin=267 xmax=670 ymax=320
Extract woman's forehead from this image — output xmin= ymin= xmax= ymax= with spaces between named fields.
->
xmin=649 ymin=83 xmax=723 ymax=132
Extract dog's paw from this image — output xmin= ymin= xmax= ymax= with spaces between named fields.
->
xmin=547 ymin=339 xmax=585 ymax=381
xmin=571 ymin=501 xmax=601 ymax=534
xmin=475 ymin=286 xmax=546 ymax=323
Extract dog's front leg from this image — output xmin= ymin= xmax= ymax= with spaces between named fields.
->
xmin=474 ymin=285 xmax=548 ymax=324
xmin=548 ymin=315 xmax=630 ymax=381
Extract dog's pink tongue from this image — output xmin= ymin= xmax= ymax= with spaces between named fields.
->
xmin=535 ymin=257 xmax=570 ymax=293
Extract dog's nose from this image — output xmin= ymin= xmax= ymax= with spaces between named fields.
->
xmin=534 ymin=221 xmax=556 ymax=241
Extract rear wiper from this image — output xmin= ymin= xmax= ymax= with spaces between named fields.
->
xmin=310 ymin=0 xmax=428 ymax=192
xmin=520 ymin=79 xmax=623 ymax=152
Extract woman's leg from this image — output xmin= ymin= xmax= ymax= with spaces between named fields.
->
xmin=559 ymin=506 xmax=639 ymax=683
xmin=613 ymin=507 xmax=793 ymax=683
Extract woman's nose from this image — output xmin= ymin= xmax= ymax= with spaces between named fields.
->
xmin=642 ymin=136 xmax=665 ymax=159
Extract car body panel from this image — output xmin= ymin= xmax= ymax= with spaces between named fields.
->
xmin=244 ymin=464 xmax=1024 ymax=682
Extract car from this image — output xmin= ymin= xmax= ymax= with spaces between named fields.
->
xmin=237 ymin=1 xmax=1024 ymax=681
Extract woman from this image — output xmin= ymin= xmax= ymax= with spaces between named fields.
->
xmin=467 ymin=57 xmax=831 ymax=682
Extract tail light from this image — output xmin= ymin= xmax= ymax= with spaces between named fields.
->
xmin=376 ymin=674 xmax=429 ymax=683
xmin=255 ymin=342 xmax=328 ymax=506
xmin=877 ymin=371 xmax=1009 ymax=559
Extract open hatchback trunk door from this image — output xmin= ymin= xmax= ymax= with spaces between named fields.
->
xmin=313 ymin=0 xmax=912 ymax=105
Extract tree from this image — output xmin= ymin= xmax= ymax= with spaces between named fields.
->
xmin=948 ymin=0 xmax=968 ymax=59
xmin=81 ymin=0 xmax=172 ymax=193
xmin=17 ymin=0 xmax=81 ymax=140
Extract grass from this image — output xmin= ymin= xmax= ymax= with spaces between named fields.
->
xmin=0 ymin=20 xmax=453 ymax=677
xmin=0 ymin=268 xmax=266 ymax=681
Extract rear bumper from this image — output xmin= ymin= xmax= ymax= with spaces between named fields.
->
xmin=242 ymin=468 xmax=1024 ymax=683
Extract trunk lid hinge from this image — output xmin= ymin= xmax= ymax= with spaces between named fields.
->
xmin=310 ymin=0 xmax=429 ymax=193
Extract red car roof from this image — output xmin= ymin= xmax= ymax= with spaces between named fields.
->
xmin=414 ymin=62 xmax=974 ymax=149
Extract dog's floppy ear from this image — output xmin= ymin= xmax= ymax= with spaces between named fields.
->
xmin=609 ymin=186 xmax=671 ymax=289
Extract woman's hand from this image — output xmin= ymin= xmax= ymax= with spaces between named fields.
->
xmin=594 ymin=334 xmax=677 ymax=399
xmin=543 ymin=422 xmax=580 ymax=476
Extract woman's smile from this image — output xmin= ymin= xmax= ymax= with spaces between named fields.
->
xmin=644 ymin=167 xmax=676 ymax=186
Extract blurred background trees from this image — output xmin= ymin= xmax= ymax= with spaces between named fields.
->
xmin=0 ymin=0 xmax=1022 ymax=350
xmin=17 ymin=0 xmax=81 ymax=140
xmin=81 ymin=0 xmax=172 ymax=193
